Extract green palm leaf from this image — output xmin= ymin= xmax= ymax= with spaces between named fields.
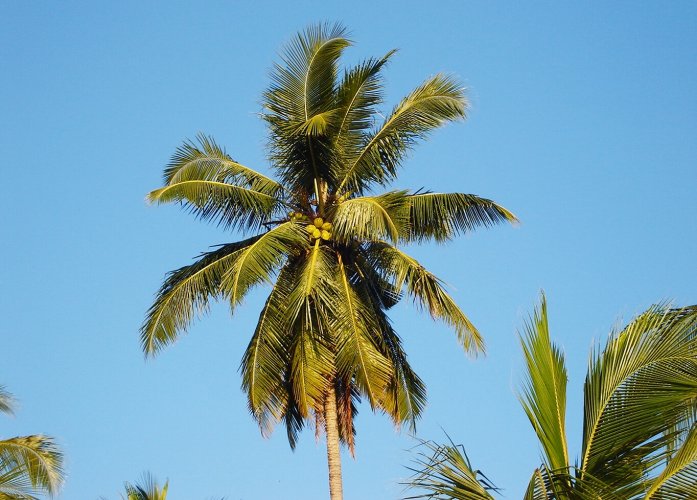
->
xmin=331 ymin=191 xmax=408 ymax=244
xmin=0 ymin=435 xmax=63 ymax=498
xmin=581 ymin=305 xmax=697 ymax=494
xmin=518 ymin=294 xmax=570 ymax=473
xmin=405 ymin=192 xmax=518 ymax=243
xmin=646 ymin=423 xmax=697 ymax=498
xmin=338 ymin=74 xmax=468 ymax=194
xmin=122 ymin=472 xmax=168 ymax=500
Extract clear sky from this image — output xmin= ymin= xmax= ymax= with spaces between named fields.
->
xmin=1 ymin=2 xmax=695 ymax=499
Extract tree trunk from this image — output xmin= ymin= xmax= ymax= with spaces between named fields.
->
xmin=324 ymin=385 xmax=344 ymax=500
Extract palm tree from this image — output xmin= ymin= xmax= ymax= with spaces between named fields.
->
xmin=121 ymin=472 xmax=168 ymax=500
xmin=405 ymin=295 xmax=697 ymax=499
xmin=0 ymin=385 xmax=64 ymax=499
xmin=142 ymin=23 xmax=516 ymax=499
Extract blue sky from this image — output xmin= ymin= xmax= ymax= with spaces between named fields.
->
xmin=1 ymin=2 xmax=695 ymax=498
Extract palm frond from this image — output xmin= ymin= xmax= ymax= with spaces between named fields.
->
xmin=123 ymin=471 xmax=168 ymax=500
xmin=0 ymin=435 xmax=64 ymax=498
xmin=645 ymin=423 xmax=697 ymax=499
xmin=331 ymin=191 xmax=409 ymax=244
xmin=338 ymin=74 xmax=468 ymax=194
xmin=581 ymin=305 xmax=697 ymax=493
xmin=263 ymin=23 xmax=350 ymax=191
xmin=147 ymin=178 xmax=280 ymax=232
xmin=332 ymin=253 xmax=393 ymax=408
xmin=141 ymin=223 xmax=304 ymax=356
xmin=518 ymin=293 xmax=570 ymax=473
xmin=404 ymin=439 xmax=497 ymax=500
xmin=404 ymin=192 xmax=518 ymax=243
xmin=163 ymin=133 xmax=283 ymax=196
xmin=0 ymin=386 xmax=15 ymax=416
xmin=367 ymin=242 xmax=484 ymax=355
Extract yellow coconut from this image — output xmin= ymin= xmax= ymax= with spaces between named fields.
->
xmin=312 ymin=228 xmax=322 ymax=239
xmin=306 ymin=224 xmax=315 ymax=233
xmin=321 ymin=222 xmax=332 ymax=230
xmin=313 ymin=217 xmax=324 ymax=228
xmin=320 ymin=230 xmax=331 ymax=240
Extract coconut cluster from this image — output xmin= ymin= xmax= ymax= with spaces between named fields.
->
xmin=306 ymin=217 xmax=332 ymax=241
xmin=288 ymin=211 xmax=308 ymax=222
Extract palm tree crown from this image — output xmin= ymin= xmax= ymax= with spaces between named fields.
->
xmin=142 ymin=23 xmax=516 ymax=498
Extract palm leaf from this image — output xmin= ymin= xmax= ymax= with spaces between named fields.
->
xmin=404 ymin=192 xmax=518 ymax=243
xmin=122 ymin=471 xmax=168 ymax=500
xmin=404 ymin=439 xmax=497 ymax=500
xmin=331 ymin=191 xmax=409 ymax=244
xmin=646 ymin=423 xmax=697 ymax=498
xmin=518 ymin=293 xmax=570 ymax=473
xmin=338 ymin=74 xmax=468 ymax=194
xmin=367 ymin=242 xmax=484 ymax=355
xmin=0 ymin=435 xmax=64 ymax=498
xmin=581 ymin=305 xmax=697 ymax=494
xmin=0 ymin=387 xmax=15 ymax=416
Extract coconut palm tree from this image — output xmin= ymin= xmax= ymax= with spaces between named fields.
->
xmin=0 ymin=385 xmax=64 ymax=499
xmin=405 ymin=296 xmax=697 ymax=499
xmin=142 ymin=23 xmax=516 ymax=499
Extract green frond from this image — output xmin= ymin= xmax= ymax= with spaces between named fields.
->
xmin=0 ymin=435 xmax=64 ymax=498
xmin=331 ymin=191 xmax=409 ymax=244
xmin=405 ymin=192 xmax=518 ymax=243
xmin=581 ymin=305 xmax=697 ymax=493
xmin=240 ymin=265 xmax=295 ymax=435
xmin=518 ymin=293 xmax=570 ymax=473
xmin=0 ymin=386 xmax=15 ymax=416
xmin=646 ymin=423 xmax=697 ymax=498
xmin=141 ymin=223 xmax=304 ymax=356
xmin=367 ymin=243 xmax=484 ymax=355
xmin=163 ymin=133 xmax=283 ymax=197
xmin=335 ymin=50 xmax=395 ymax=145
xmin=404 ymin=439 xmax=497 ymax=500
xmin=334 ymin=377 xmax=360 ymax=455
xmin=122 ymin=472 xmax=168 ymax=500
xmin=338 ymin=74 xmax=468 ymax=194
xmin=332 ymin=253 xmax=394 ymax=408
xmin=146 ymin=178 xmax=280 ymax=232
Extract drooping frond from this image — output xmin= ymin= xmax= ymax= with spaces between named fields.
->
xmin=0 ymin=435 xmax=64 ymax=498
xmin=404 ymin=192 xmax=518 ymax=243
xmin=331 ymin=191 xmax=409 ymax=244
xmin=0 ymin=386 xmax=15 ymax=416
xmin=141 ymin=223 xmax=305 ymax=356
xmin=240 ymin=264 xmax=295 ymax=435
xmin=163 ymin=133 xmax=283 ymax=197
xmin=147 ymin=177 xmax=280 ymax=232
xmin=332 ymin=253 xmax=393 ymax=408
xmin=338 ymin=74 xmax=468 ymax=194
xmin=518 ymin=293 xmax=570 ymax=473
xmin=581 ymin=305 xmax=697 ymax=494
xmin=404 ymin=439 xmax=497 ymax=500
xmin=366 ymin=242 xmax=484 ymax=355
xmin=646 ymin=423 xmax=697 ymax=498
xmin=523 ymin=467 xmax=554 ymax=500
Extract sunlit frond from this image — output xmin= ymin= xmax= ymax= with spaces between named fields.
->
xmin=405 ymin=192 xmax=518 ymax=243
xmin=366 ymin=242 xmax=484 ymax=355
xmin=581 ymin=305 xmax=697 ymax=493
xmin=518 ymin=294 xmax=570 ymax=473
xmin=122 ymin=472 xmax=168 ymax=500
xmin=0 ymin=435 xmax=64 ymax=498
xmin=404 ymin=439 xmax=497 ymax=500
xmin=163 ymin=133 xmax=283 ymax=197
xmin=331 ymin=191 xmax=409 ymax=244
xmin=646 ymin=423 xmax=697 ymax=498
xmin=338 ymin=74 xmax=468 ymax=194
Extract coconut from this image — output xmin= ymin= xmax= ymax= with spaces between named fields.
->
xmin=306 ymin=224 xmax=315 ymax=233
xmin=313 ymin=217 xmax=324 ymax=228
xmin=312 ymin=228 xmax=321 ymax=238
xmin=320 ymin=230 xmax=331 ymax=240
xmin=321 ymin=222 xmax=332 ymax=230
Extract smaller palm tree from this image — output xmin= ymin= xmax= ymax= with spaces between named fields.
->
xmin=121 ymin=472 xmax=168 ymax=500
xmin=0 ymin=385 xmax=64 ymax=499
xmin=405 ymin=295 xmax=697 ymax=499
